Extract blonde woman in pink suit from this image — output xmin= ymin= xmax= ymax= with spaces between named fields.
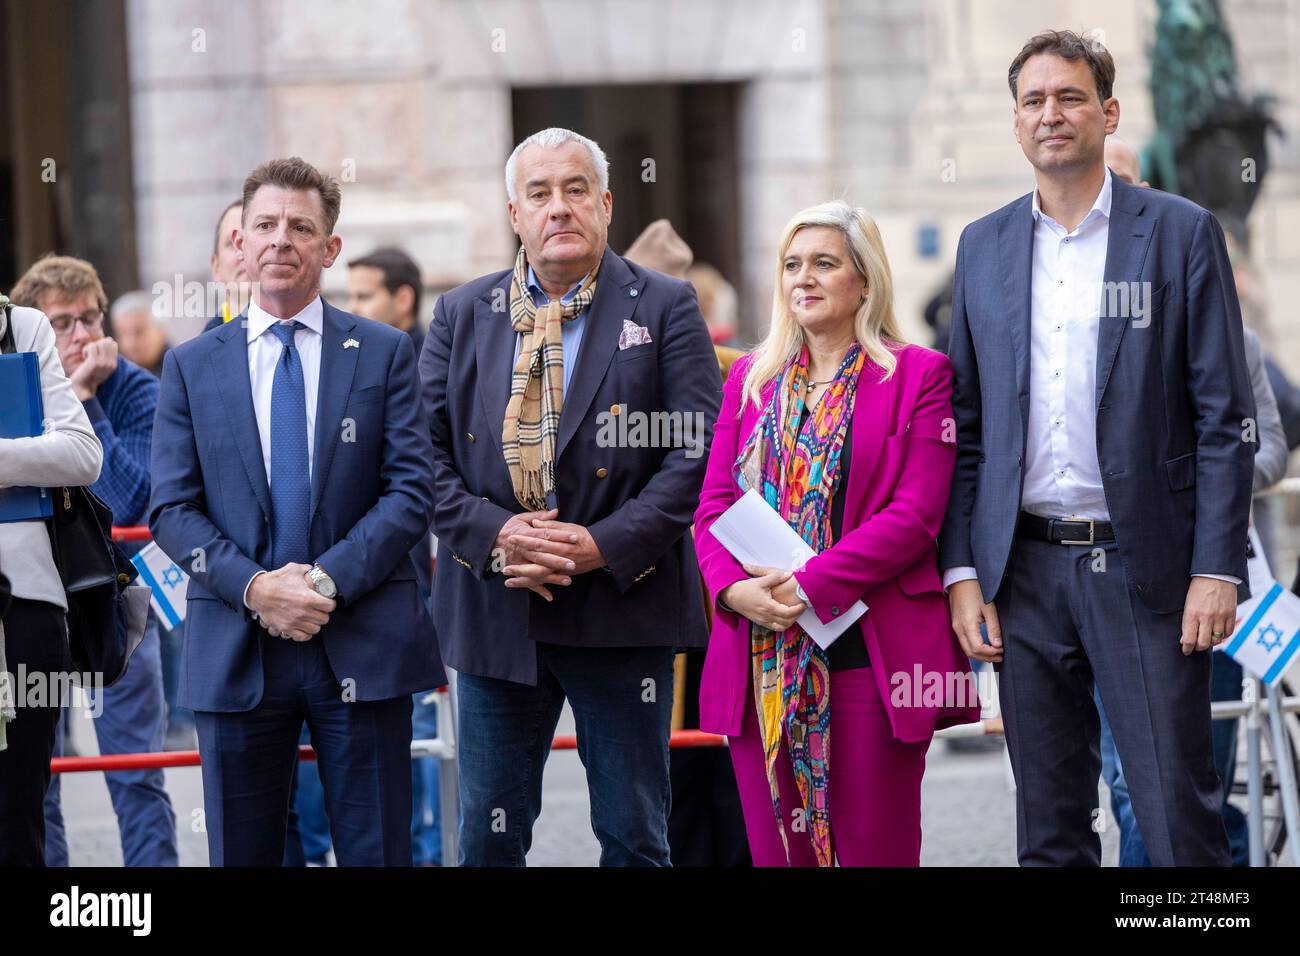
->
xmin=694 ymin=201 xmax=979 ymax=866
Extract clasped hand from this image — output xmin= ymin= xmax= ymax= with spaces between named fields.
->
xmin=719 ymin=564 xmax=806 ymax=631
xmin=497 ymin=508 xmax=607 ymax=601
xmin=248 ymin=563 xmax=336 ymax=641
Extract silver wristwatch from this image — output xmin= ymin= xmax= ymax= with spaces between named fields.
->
xmin=794 ymin=580 xmax=810 ymax=604
xmin=307 ymin=564 xmax=338 ymax=599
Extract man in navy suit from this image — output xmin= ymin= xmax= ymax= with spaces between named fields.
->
xmin=150 ymin=157 xmax=443 ymax=866
xmin=940 ymin=31 xmax=1254 ymax=866
xmin=421 ymin=127 xmax=720 ymax=866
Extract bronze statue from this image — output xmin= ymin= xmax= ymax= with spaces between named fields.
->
xmin=1144 ymin=0 xmax=1278 ymax=247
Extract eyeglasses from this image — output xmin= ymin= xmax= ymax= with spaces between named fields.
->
xmin=48 ymin=310 xmax=105 ymax=337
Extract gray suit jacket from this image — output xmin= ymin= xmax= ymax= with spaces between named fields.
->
xmin=1243 ymin=327 xmax=1287 ymax=490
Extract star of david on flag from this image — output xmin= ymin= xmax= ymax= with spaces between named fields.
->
xmin=130 ymin=541 xmax=190 ymax=631
xmin=1225 ymin=525 xmax=1300 ymax=687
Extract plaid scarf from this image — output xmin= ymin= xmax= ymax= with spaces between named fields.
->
xmin=734 ymin=342 xmax=865 ymax=867
xmin=502 ymin=247 xmax=600 ymax=510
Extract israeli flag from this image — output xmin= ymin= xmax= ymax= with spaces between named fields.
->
xmin=130 ymin=541 xmax=188 ymax=631
xmin=1228 ymin=582 xmax=1300 ymax=687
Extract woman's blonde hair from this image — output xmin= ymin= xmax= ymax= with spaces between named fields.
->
xmin=741 ymin=200 xmax=905 ymax=413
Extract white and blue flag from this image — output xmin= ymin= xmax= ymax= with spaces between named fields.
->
xmin=1225 ymin=525 xmax=1300 ymax=687
xmin=129 ymin=541 xmax=188 ymax=631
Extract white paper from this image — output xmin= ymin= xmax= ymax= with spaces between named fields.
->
xmin=709 ymin=488 xmax=867 ymax=649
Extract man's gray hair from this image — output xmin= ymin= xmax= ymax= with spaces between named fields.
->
xmin=504 ymin=127 xmax=609 ymax=201
xmin=110 ymin=290 xmax=165 ymax=328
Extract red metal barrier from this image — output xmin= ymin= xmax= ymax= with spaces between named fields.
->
xmin=52 ymin=744 xmax=318 ymax=774
xmin=552 ymin=729 xmax=722 ymax=751
xmin=52 ymin=731 xmax=724 ymax=774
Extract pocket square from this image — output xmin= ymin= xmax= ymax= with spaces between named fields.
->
xmin=618 ymin=320 xmax=653 ymax=350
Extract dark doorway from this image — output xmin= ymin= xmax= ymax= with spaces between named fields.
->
xmin=0 ymin=0 xmax=136 ymax=295
xmin=511 ymin=83 xmax=741 ymax=298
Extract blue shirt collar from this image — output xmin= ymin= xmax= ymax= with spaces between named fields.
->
xmin=525 ymin=264 xmax=590 ymax=306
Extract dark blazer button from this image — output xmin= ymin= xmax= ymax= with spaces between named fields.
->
xmin=467 ymin=432 xmax=476 ymax=442
xmin=831 ymin=606 xmax=840 ymax=616
xmin=610 ymin=404 xmax=621 ymax=416
xmin=596 ymin=467 xmax=608 ymax=478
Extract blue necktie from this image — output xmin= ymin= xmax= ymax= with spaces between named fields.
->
xmin=269 ymin=321 xmax=310 ymax=568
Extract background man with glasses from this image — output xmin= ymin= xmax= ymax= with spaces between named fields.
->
xmin=9 ymin=254 xmax=178 ymax=866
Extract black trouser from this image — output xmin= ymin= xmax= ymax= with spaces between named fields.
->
xmin=668 ymin=650 xmax=751 ymax=867
xmin=997 ymin=537 xmax=1229 ymax=866
xmin=0 ymin=598 xmax=70 ymax=867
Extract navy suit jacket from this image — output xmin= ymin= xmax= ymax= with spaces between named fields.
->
xmin=149 ymin=298 xmax=445 ymax=711
xmin=940 ymin=176 xmax=1256 ymax=613
xmin=420 ymin=246 xmax=722 ymax=684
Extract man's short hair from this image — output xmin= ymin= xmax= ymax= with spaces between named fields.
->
xmin=504 ymin=127 xmax=609 ymax=201
xmin=348 ymin=247 xmax=423 ymax=319
xmin=10 ymin=253 xmax=108 ymax=312
xmin=212 ymin=198 xmax=242 ymax=255
xmin=241 ymin=157 xmax=342 ymax=234
xmin=1008 ymin=29 xmax=1116 ymax=104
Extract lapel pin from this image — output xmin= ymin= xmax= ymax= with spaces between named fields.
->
xmin=343 ymin=338 xmax=360 ymax=349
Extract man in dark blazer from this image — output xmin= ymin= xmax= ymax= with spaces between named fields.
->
xmin=150 ymin=157 xmax=443 ymax=866
xmin=940 ymin=31 xmax=1254 ymax=866
xmin=421 ymin=127 xmax=720 ymax=866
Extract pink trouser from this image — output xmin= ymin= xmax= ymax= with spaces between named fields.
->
xmin=727 ymin=666 xmax=930 ymax=866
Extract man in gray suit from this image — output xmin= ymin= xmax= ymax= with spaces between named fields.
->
xmin=940 ymin=30 xmax=1255 ymax=866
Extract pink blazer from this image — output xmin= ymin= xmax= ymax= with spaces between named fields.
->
xmin=694 ymin=344 xmax=980 ymax=743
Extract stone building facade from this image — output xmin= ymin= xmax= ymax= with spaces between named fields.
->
xmin=127 ymin=0 xmax=1300 ymax=365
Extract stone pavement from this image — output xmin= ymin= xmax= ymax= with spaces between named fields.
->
xmin=60 ymin=697 xmax=1127 ymax=866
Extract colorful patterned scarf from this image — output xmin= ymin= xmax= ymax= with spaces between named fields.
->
xmin=734 ymin=342 xmax=865 ymax=866
xmin=502 ymin=246 xmax=599 ymax=510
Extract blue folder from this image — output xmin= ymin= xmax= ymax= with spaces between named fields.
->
xmin=0 ymin=350 xmax=53 ymax=522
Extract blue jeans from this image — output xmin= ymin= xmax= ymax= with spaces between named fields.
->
xmin=1098 ymin=652 xmax=1249 ymax=867
xmin=45 ymin=615 xmax=179 ymax=866
xmin=457 ymin=643 xmax=675 ymax=867
xmin=411 ymin=690 xmax=442 ymax=865
xmin=159 ymin=618 xmax=194 ymax=735
xmin=1095 ymin=688 xmax=1150 ymax=867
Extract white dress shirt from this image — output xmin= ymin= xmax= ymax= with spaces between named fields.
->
xmin=247 ymin=296 xmax=323 ymax=482
xmin=1022 ymin=167 xmax=1113 ymax=520
xmin=242 ymin=296 xmax=323 ymax=607
xmin=943 ymin=170 xmax=1237 ymax=590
